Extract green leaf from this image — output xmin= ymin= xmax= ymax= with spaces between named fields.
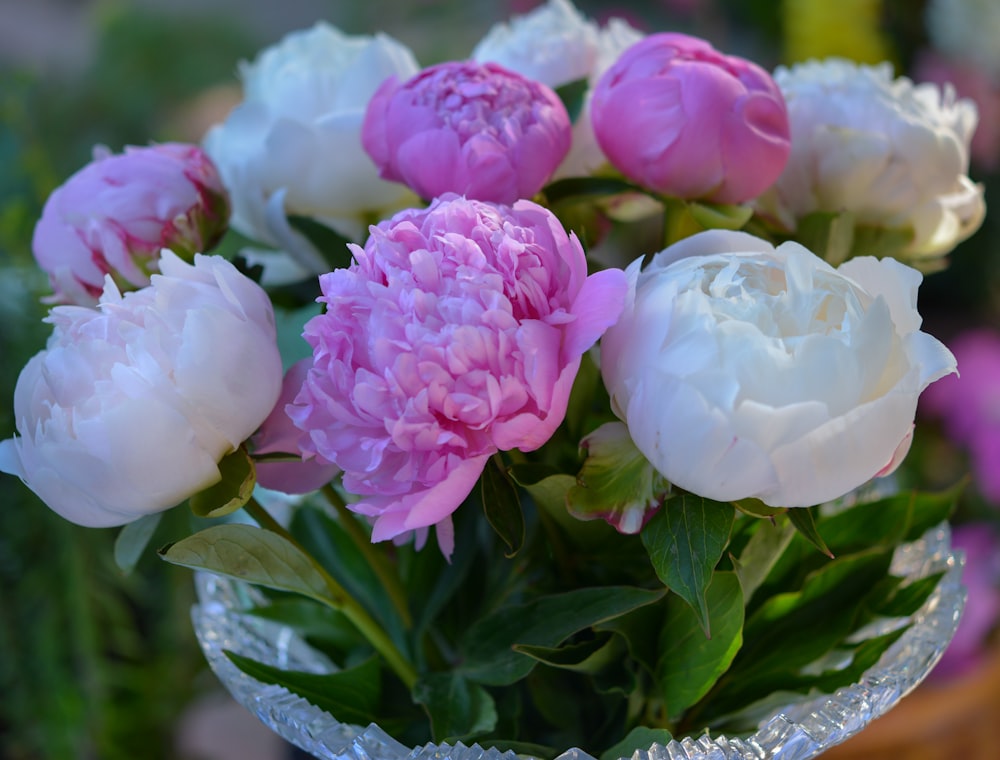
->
xmin=703 ymin=548 xmax=894 ymax=721
xmin=732 ymin=519 xmax=796 ymax=605
xmin=480 ymin=456 xmax=526 ymax=558
xmin=554 ymin=77 xmax=589 ymax=123
xmin=657 ymin=572 xmax=744 ymax=720
xmin=412 ymin=672 xmax=497 ymax=743
xmin=514 ymin=630 xmax=626 ymax=674
xmin=641 ymin=494 xmax=735 ymax=634
xmin=188 ymin=446 xmax=256 ymax=518
xmin=291 ymin=506 xmax=408 ymax=640
xmin=461 ymin=586 xmax=666 ymax=686
xmin=871 ymin=571 xmax=945 ymax=618
xmin=600 ymin=726 xmax=675 ymax=760
xmin=287 ymin=214 xmax=355 ymax=270
xmin=113 ymin=512 xmax=162 ymax=574
xmin=224 ymin=651 xmax=381 ymax=725
xmin=787 ymin=507 xmax=833 ymax=558
xmin=159 ymin=523 xmax=333 ymax=605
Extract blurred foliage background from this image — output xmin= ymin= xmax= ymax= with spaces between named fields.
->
xmin=0 ymin=0 xmax=997 ymax=758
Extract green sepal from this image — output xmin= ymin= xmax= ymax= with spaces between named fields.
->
xmin=568 ymin=421 xmax=671 ymax=534
xmin=787 ymin=506 xmax=834 ymax=558
xmin=188 ymin=446 xmax=256 ymax=519
xmin=113 ymin=512 xmax=163 ymax=574
xmin=688 ymin=200 xmax=754 ymax=231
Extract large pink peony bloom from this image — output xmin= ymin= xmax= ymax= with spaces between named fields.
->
xmin=590 ymin=32 xmax=790 ymax=203
xmin=289 ymin=194 xmax=626 ymax=555
xmin=361 ymin=61 xmax=572 ymax=205
xmin=32 ymin=143 xmax=229 ymax=305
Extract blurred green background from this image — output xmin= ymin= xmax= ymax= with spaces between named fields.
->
xmin=0 ymin=1 xmax=996 ymax=758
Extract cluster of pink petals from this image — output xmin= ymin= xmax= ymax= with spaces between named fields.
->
xmin=590 ymin=32 xmax=791 ymax=203
xmin=361 ymin=60 xmax=572 ymax=205
xmin=921 ymin=328 xmax=1000 ymax=503
xmin=252 ymin=358 xmax=340 ymax=494
xmin=288 ymin=194 xmax=626 ymax=556
xmin=32 ymin=143 xmax=229 ymax=305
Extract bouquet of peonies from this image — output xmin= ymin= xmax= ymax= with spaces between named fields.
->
xmin=0 ymin=1 xmax=986 ymax=757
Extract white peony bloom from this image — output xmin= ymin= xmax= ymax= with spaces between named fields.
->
xmin=926 ymin=0 xmax=1000 ymax=81
xmin=472 ymin=0 xmax=643 ymax=178
xmin=600 ymin=230 xmax=957 ymax=508
xmin=754 ymin=59 xmax=985 ymax=265
xmin=203 ymin=22 xmax=420 ymax=259
xmin=0 ymin=252 xmax=284 ymax=527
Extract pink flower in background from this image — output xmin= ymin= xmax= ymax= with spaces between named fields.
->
xmin=931 ymin=523 xmax=1000 ymax=681
xmin=590 ymin=32 xmax=790 ymax=203
xmin=921 ymin=328 xmax=1000 ymax=502
xmin=361 ymin=60 xmax=572 ymax=204
xmin=914 ymin=49 xmax=1000 ymax=170
xmin=32 ymin=143 xmax=229 ymax=306
xmin=252 ymin=359 xmax=340 ymax=494
xmin=289 ymin=194 xmax=627 ymax=555
xmin=0 ymin=253 xmax=282 ymax=527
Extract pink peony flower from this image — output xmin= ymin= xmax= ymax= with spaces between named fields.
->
xmin=32 ymin=143 xmax=230 ymax=306
xmin=361 ymin=60 xmax=572 ymax=205
xmin=590 ymin=32 xmax=791 ymax=203
xmin=252 ymin=359 xmax=340 ymax=494
xmin=288 ymin=194 xmax=627 ymax=556
xmin=931 ymin=523 xmax=1000 ymax=681
xmin=921 ymin=328 xmax=1000 ymax=502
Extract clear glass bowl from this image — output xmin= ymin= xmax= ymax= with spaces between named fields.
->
xmin=191 ymin=523 xmax=965 ymax=760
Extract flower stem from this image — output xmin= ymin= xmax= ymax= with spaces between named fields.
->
xmin=244 ymin=497 xmax=418 ymax=690
xmin=321 ymin=483 xmax=413 ymax=629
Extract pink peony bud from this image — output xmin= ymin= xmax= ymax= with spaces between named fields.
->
xmin=361 ymin=60 xmax=572 ymax=205
xmin=590 ymin=33 xmax=791 ymax=203
xmin=252 ymin=358 xmax=340 ymax=494
xmin=288 ymin=194 xmax=627 ymax=556
xmin=32 ymin=143 xmax=230 ymax=306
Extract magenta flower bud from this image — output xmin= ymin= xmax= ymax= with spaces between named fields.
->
xmin=591 ymin=33 xmax=791 ymax=203
xmin=288 ymin=194 xmax=627 ymax=556
xmin=32 ymin=143 xmax=230 ymax=305
xmin=362 ymin=60 xmax=572 ymax=204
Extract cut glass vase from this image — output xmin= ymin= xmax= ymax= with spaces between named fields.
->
xmin=191 ymin=524 xmax=965 ymax=760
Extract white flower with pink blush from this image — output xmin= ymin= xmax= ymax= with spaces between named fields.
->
xmin=601 ymin=230 xmax=957 ymax=508
xmin=288 ymin=194 xmax=627 ymax=556
xmin=0 ymin=253 xmax=283 ymax=527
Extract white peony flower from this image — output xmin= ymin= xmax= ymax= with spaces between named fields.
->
xmin=203 ymin=22 xmax=420 ymax=262
xmin=600 ymin=230 xmax=957 ymax=508
xmin=926 ymin=0 xmax=1000 ymax=81
xmin=0 ymin=252 xmax=284 ymax=527
xmin=754 ymin=59 xmax=985 ymax=266
xmin=472 ymin=0 xmax=643 ymax=178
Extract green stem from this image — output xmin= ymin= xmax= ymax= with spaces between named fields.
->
xmin=244 ymin=498 xmax=418 ymax=689
xmin=321 ymin=484 xmax=413 ymax=629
